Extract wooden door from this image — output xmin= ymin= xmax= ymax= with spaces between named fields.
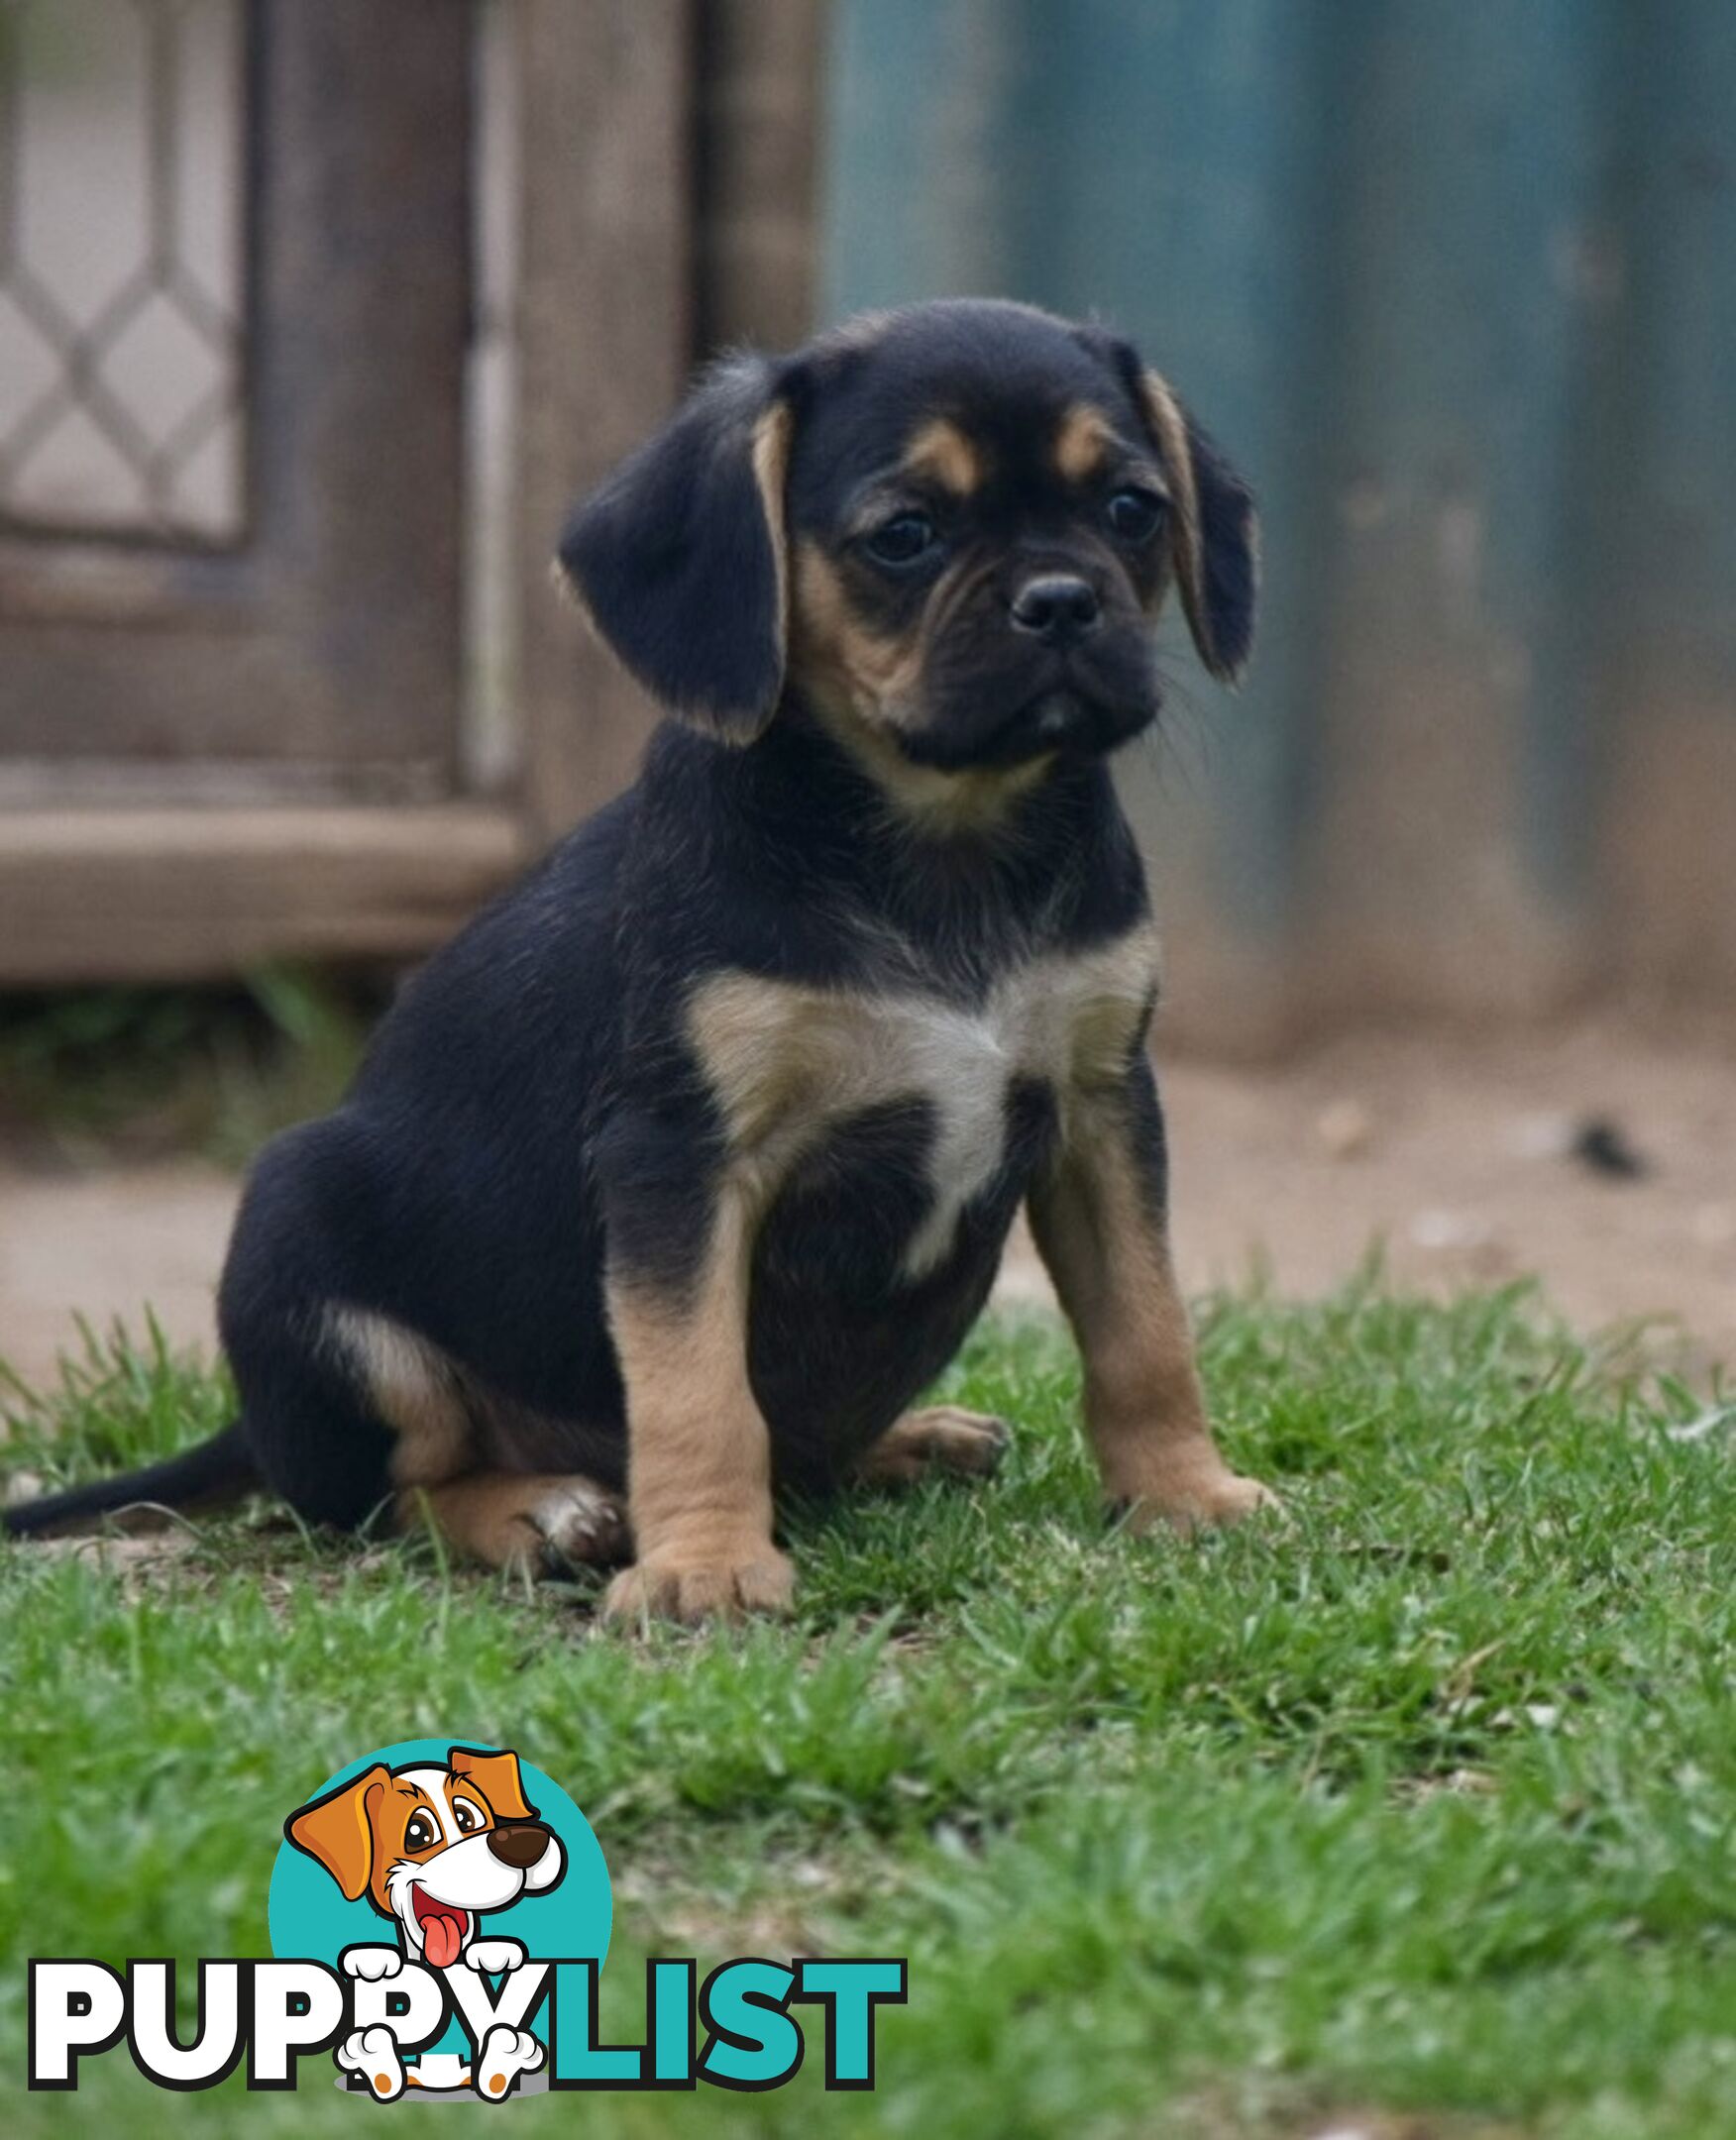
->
xmin=0 ymin=0 xmax=518 ymax=979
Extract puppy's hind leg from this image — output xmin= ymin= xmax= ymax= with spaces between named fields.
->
xmin=398 ymin=1473 xmax=629 ymax=1577
xmin=856 ymin=1407 xmax=1011 ymax=1488
xmin=231 ymin=1327 xmax=398 ymax=1535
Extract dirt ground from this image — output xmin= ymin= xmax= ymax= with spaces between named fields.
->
xmin=1 ymin=1020 xmax=1731 ymax=1394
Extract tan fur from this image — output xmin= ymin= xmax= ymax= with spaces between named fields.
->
xmin=788 ymin=539 xmax=1056 ymax=833
xmin=751 ymin=401 xmax=795 ymax=686
xmin=397 ymin=1472 xmax=627 ymax=1572
xmin=818 ymin=696 xmax=1056 ymax=834
xmin=688 ymin=923 xmax=1161 ymax=1278
xmin=901 ymin=415 xmax=984 ymax=496
xmin=1135 ymin=368 xmax=1257 ymax=683
xmin=1053 ymin=402 xmax=1117 ymax=483
xmin=857 ymin=1405 xmax=1009 ymax=1485
xmin=790 ymin=541 xmax=924 ymax=729
xmin=331 ymin=1306 xmax=601 ymax=1502
xmin=601 ymin=1189 xmax=793 ymax=1624
xmin=1029 ymin=1088 xmax=1275 ymax=1532
xmin=330 ymin=1307 xmax=474 ymax=1488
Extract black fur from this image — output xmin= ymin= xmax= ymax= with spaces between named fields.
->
xmin=5 ymin=300 xmax=1255 ymax=1551
xmin=559 ymin=357 xmax=790 ymax=740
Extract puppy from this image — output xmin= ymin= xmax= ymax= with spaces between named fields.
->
xmin=6 ymin=299 xmax=1275 ymax=1619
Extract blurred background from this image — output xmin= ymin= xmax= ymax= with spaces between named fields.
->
xmin=1 ymin=0 xmax=1732 ymax=1382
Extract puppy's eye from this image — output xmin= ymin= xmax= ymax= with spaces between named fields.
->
xmin=452 ymin=1799 xmax=484 ymax=1834
xmin=404 ymin=1813 xmax=438 ymax=1853
xmin=1106 ymin=488 xmax=1164 ymax=544
xmin=863 ymin=512 xmax=937 ymax=568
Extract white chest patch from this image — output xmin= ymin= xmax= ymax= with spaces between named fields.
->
xmin=689 ymin=923 xmax=1161 ymax=1278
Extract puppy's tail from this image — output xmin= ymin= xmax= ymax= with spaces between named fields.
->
xmin=2 ymin=1419 xmax=257 ymax=1539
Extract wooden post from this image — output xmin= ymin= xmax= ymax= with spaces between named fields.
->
xmin=513 ymin=0 xmax=693 ymax=841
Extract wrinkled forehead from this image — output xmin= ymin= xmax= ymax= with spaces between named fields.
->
xmin=790 ymin=310 xmax=1152 ymax=522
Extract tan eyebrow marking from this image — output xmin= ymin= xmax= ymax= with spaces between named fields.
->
xmin=1053 ymin=402 xmax=1119 ymax=483
xmin=900 ymin=417 xmax=984 ymax=496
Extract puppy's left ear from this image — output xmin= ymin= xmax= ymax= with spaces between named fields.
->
xmin=556 ymin=357 xmax=795 ymax=743
xmin=449 ymin=1745 xmax=536 ymax=1824
xmin=1133 ymin=369 xmax=1258 ymax=684
xmin=1082 ymin=331 xmax=1257 ymax=684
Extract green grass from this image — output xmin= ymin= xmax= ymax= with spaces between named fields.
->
xmin=2 ymin=1289 xmax=1733 ymax=2137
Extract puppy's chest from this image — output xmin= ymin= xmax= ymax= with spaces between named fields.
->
xmin=690 ymin=925 xmax=1158 ymax=1274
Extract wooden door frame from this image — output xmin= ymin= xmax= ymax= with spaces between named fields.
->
xmin=0 ymin=0 xmax=691 ymax=983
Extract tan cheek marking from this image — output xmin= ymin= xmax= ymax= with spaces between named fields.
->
xmin=789 ymin=540 xmax=1072 ymax=833
xmin=789 ymin=540 xmax=924 ymax=730
xmin=1053 ymin=402 xmax=1117 ymax=484
xmin=328 ymin=1308 xmax=474 ymax=1488
xmin=900 ymin=416 xmax=983 ymax=496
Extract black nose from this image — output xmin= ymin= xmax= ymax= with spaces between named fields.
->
xmin=487 ymin=1823 xmax=550 ymax=1869
xmin=1010 ymin=574 xmax=1101 ymax=646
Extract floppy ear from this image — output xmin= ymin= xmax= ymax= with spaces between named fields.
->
xmin=284 ymin=1763 xmax=388 ymax=1902
xmin=1132 ymin=368 xmax=1258 ymax=684
xmin=1080 ymin=330 xmax=1257 ymax=684
xmin=556 ymin=357 xmax=795 ymax=743
xmin=449 ymin=1745 xmax=536 ymax=1824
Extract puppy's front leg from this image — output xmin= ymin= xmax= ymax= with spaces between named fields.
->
xmin=601 ymin=1174 xmax=792 ymax=1625
xmin=1030 ymin=1056 xmax=1275 ymax=1533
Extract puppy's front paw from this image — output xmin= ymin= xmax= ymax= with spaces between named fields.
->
xmin=602 ymin=1544 xmax=795 ymax=1626
xmin=338 ymin=2024 xmax=405 ymax=2101
xmin=464 ymin=1938 xmax=526 ymax=1976
xmin=1115 ymin=1455 xmax=1281 ymax=1536
xmin=340 ymin=1943 xmax=404 ymax=1982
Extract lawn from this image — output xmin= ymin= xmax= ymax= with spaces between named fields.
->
xmin=2 ymin=1287 xmax=1732 ymax=2137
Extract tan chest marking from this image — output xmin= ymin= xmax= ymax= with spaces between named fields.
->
xmin=688 ymin=923 xmax=1160 ymax=1276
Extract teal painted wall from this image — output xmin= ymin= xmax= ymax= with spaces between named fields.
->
xmin=820 ymin=1 xmax=1736 ymax=1035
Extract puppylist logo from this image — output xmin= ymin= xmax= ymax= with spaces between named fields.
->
xmin=29 ymin=1738 xmax=906 ymax=2101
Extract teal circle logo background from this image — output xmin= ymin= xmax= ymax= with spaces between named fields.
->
xmin=268 ymin=1739 xmax=610 ymax=2053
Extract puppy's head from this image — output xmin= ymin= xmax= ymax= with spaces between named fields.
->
xmin=558 ymin=299 xmax=1256 ymax=785
xmin=285 ymin=1746 xmax=565 ymax=1966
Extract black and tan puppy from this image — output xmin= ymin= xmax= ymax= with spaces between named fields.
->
xmin=7 ymin=299 xmax=1274 ymax=1620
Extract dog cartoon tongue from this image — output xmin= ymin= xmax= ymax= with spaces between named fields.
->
xmin=412 ymin=1886 xmax=470 ymax=1968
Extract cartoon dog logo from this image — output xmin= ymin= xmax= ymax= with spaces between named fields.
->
xmin=285 ymin=1744 xmax=566 ymax=2098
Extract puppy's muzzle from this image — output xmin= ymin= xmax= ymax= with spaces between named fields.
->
xmin=487 ymin=1822 xmax=554 ymax=1869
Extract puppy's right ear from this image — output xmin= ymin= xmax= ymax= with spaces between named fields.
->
xmin=557 ymin=358 xmax=795 ymax=743
xmin=284 ymin=1763 xmax=388 ymax=1902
